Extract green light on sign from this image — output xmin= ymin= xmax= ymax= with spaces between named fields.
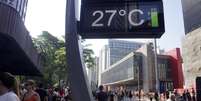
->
xmin=151 ymin=9 xmax=159 ymax=27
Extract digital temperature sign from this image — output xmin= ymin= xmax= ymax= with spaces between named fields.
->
xmin=79 ymin=0 xmax=165 ymax=38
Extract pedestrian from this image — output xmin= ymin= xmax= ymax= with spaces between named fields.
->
xmin=0 ymin=72 xmax=20 ymax=101
xmin=186 ymin=90 xmax=191 ymax=101
xmin=166 ymin=91 xmax=170 ymax=101
xmin=154 ymin=91 xmax=159 ymax=101
xmin=192 ymin=88 xmax=196 ymax=101
xmin=22 ymin=80 xmax=40 ymax=101
xmin=108 ymin=90 xmax=114 ymax=101
xmin=52 ymin=88 xmax=60 ymax=101
xmin=47 ymin=87 xmax=53 ymax=101
xmin=149 ymin=93 xmax=153 ymax=101
xmin=128 ymin=90 xmax=133 ymax=101
xmin=174 ymin=89 xmax=181 ymax=101
xmin=182 ymin=90 xmax=188 ymax=101
xmin=170 ymin=94 xmax=176 ymax=101
xmin=35 ymin=83 xmax=48 ymax=101
xmin=95 ymin=85 xmax=108 ymax=101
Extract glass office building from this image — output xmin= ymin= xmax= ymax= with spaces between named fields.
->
xmin=100 ymin=45 xmax=182 ymax=92
xmin=101 ymin=53 xmax=174 ymax=92
xmin=109 ymin=39 xmax=144 ymax=66
xmin=101 ymin=52 xmax=143 ymax=86
xmin=98 ymin=40 xmax=144 ymax=85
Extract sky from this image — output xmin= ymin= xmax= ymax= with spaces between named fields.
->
xmin=25 ymin=0 xmax=185 ymax=56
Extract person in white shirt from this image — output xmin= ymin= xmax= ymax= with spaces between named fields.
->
xmin=0 ymin=91 xmax=20 ymax=101
xmin=0 ymin=72 xmax=20 ymax=101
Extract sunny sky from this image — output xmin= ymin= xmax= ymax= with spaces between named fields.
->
xmin=25 ymin=0 xmax=185 ymax=56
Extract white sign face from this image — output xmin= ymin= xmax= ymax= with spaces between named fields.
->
xmin=0 ymin=0 xmax=18 ymax=10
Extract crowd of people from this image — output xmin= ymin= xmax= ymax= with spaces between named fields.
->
xmin=0 ymin=72 xmax=198 ymax=101
xmin=0 ymin=72 xmax=72 ymax=101
xmin=94 ymin=85 xmax=197 ymax=101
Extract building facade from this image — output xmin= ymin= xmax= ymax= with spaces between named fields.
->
xmin=0 ymin=0 xmax=41 ymax=76
xmin=181 ymin=0 xmax=201 ymax=88
xmin=101 ymin=43 xmax=183 ymax=93
xmin=98 ymin=40 xmax=144 ymax=85
xmin=182 ymin=28 xmax=201 ymax=88
xmin=108 ymin=39 xmax=144 ymax=66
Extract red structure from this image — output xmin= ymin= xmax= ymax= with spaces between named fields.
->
xmin=166 ymin=48 xmax=184 ymax=89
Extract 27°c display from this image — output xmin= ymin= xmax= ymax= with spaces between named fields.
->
xmin=79 ymin=1 xmax=165 ymax=38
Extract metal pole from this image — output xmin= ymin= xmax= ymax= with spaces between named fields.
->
xmin=138 ymin=61 xmax=141 ymax=100
xmin=154 ymin=38 xmax=159 ymax=93
xmin=65 ymin=0 xmax=93 ymax=101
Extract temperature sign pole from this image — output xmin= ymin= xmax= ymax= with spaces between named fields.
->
xmin=79 ymin=0 xmax=165 ymax=38
xmin=65 ymin=0 xmax=93 ymax=101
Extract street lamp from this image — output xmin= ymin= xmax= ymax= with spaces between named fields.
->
xmin=154 ymin=38 xmax=159 ymax=93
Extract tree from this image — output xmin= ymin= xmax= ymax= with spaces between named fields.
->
xmin=83 ymin=48 xmax=95 ymax=69
xmin=33 ymin=31 xmax=95 ymax=85
xmin=54 ymin=47 xmax=67 ymax=81
xmin=33 ymin=31 xmax=66 ymax=85
xmin=81 ymin=40 xmax=95 ymax=69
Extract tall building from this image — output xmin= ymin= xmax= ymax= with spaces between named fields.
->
xmin=182 ymin=0 xmax=201 ymax=34
xmin=0 ymin=0 xmax=41 ymax=76
xmin=181 ymin=0 xmax=201 ymax=88
xmin=109 ymin=39 xmax=144 ymax=66
xmin=98 ymin=40 xmax=144 ymax=85
xmin=101 ymin=43 xmax=184 ymax=93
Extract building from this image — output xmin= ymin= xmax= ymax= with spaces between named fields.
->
xmin=98 ymin=39 xmax=144 ymax=85
xmin=165 ymin=48 xmax=184 ymax=89
xmin=182 ymin=29 xmax=201 ymax=88
xmin=181 ymin=0 xmax=201 ymax=34
xmin=101 ymin=43 xmax=184 ymax=93
xmin=181 ymin=0 xmax=201 ymax=88
xmin=0 ymin=0 xmax=41 ymax=76
xmin=108 ymin=39 xmax=144 ymax=66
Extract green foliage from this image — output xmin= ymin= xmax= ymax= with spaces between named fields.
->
xmin=33 ymin=31 xmax=95 ymax=85
xmin=33 ymin=31 xmax=66 ymax=85
xmin=81 ymin=40 xmax=95 ymax=69
xmin=83 ymin=48 xmax=95 ymax=68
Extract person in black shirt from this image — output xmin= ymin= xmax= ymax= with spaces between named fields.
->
xmin=96 ymin=85 xmax=108 ymax=101
xmin=35 ymin=83 xmax=48 ymax=101
xmin=186 ymin=90 xmax=191 ymax=101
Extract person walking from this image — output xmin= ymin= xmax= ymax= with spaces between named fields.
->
xmin=154 ymin=91 xmax=159 ymax=101
xmin=108 ymin=90 xmax=114 ymax=101
xmin=182 ymin=90 xmax=187 ymax=101
xmin=128 ymin=90 xmax=133 ymax=101
xmin=96 ymin=85 xmax=108 ymax=101
xmin=22 ymin=80 xmax=40 ymax=101
xmin=166 ymin=91 xmax=171 ymax=101
xmin=186 ymin=90 xmax=191 ymax=101
xmin=0 ymin=72 xmax=20 ymax=101
xmin=192 ymin=88 xmax=196 ymax=101
xmin=35 ymin=83 xmax=48 ymax=101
